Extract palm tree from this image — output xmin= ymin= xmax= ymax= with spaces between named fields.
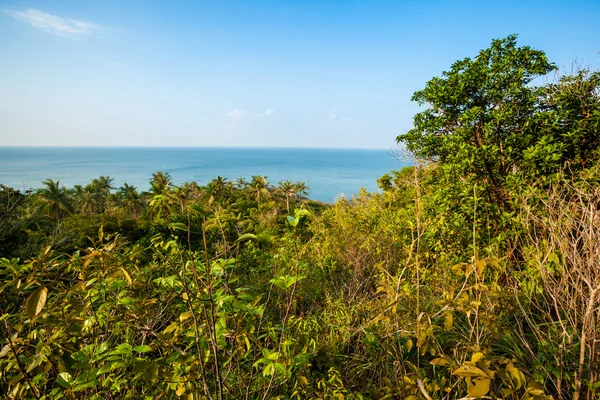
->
xmin=248 ymin=175 xmax=272 ymax=203
xmin=85 ymin=176 xmax=114 ymax=213
xmin=150 ymin=171 xmax=172 ymax=195
xmin=36 ymin=179 xmax=73 ymax=232
xmin=294 ymin=181 xmax=310 ymax=200
xmin=276 ymin=180 xmax=296 ymax=213
xmin=118 ymin=183 xmax=143 ymax=217
xmin=91 ymin=176 xmax=114 ymax=196
xmin=235 ymin=177 xmax=248 ymax=190
xmin=204 ymin=176 xmax=230 ymax=204
xmin=78 ymin=188 xmax=100 ymax=215
xmin=172 ymin=182 xmax=203 ymax=212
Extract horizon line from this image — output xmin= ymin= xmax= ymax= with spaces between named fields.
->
xmin=0 ymin=144 xmax=399 ymax=151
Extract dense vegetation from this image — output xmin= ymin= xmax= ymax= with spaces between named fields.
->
xmin=1 ymin=36 xmax=599 ymax=399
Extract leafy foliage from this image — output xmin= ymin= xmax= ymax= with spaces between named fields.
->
xmin=1 ymin=36 xmax=599 ymax=399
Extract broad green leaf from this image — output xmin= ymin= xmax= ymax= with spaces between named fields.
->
xmin=145 ymin=363 xmax=158 ymax=382
xmin=286 ymin=216 xmax=298 ymax=227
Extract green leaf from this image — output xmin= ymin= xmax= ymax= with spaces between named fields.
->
xmin=25 ymin=287 xmax=48 ymax=318
xmin=133 ymin=345 xmax=153 ymax=353
xmin=56 ymin=372 xmax=73 ymax=388
xmin=70 ymin=352 xmax=89 ymax=362
xmin=145 ymin=363 xmax=158 ymax=383
xmin=547 ymin=252 xmax=560 ymax=265
xmin=132 ymin=360 xmax=152 ymax=373
xmin=235 ymin=233 xmax=257 ymax=243
xmin=169 ymin=222 xmax=187 ymax=231
xmin=286 ymin=216 xmax=298 ymax=227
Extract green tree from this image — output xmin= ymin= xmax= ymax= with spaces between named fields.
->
xmin=150 ymin=171 xmax=172 ymax=195
xmin=522 ymin=69 xmax=600 ymax=176
xmin=204 ymin=176 xmax=230 ymax=204
xmin=91 ymin=175 xmax=114 ymax=196
xmin=277 ymin=180 xmax=296 ymax=213
xmin=248 ymin=175 xmax=272 ymax=203
xmin=36 ymin=179 xmax=73 ymax=232
xmin=74 ymin=187 xmax=100 ymax=215
xmin=293 ymin=181 xmax=310 ymax=200
xmin=117 ymin=183 xmax=143 ymax=217
xmin=235 ymin=177 xmax=248 ymax=189
xmin=396 ymin=35 xmax=556 ymax=207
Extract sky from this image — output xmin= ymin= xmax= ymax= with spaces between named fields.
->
xmin=0 ymin=1 xmax=599 ymax=149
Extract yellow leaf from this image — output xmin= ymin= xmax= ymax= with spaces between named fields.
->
xmin=405 ymin=338 xmax=413 ymax=352
xmin=451 ymin=262 xmax=468 ymax=276
xmin=471 ymin=352 xmax=485 ymax=363
xmin=430 ymin=357 xmax=450 ymax=366
xmin=487 ymin=258 xmax=501 ymax=271
xmin=453 ymin=365 xmax=489 ymax=378
xmin=506 ymin=363 xmax=526 ymax=390
xmin=180 ymin=311 xmax=193 ymax=322
xmin=176 ymin=384 xmax=186 ymax=396
xmin=25 ymin=287 xmax=48 ymax=318
xmin=444 ymin=313 xmax=454 ymax=330
xmin=68 ymin=282 xmax=86 ymax=293
xmin=475 ymin=259 xmax=487 ymax=275
xmin=297 ymin=375 xmax=308 ymax=385
xmin=120 ymin=267 xmax=133 ymax=287
xmin=467 ymin=377 xmax=491 ymax=397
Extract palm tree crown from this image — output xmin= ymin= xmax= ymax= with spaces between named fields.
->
xmin=36 ymin=179 xmax=73 ymax=228
xmin=248 ymin=175 xmax=272 ymax=203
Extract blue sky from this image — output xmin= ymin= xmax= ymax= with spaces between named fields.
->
xmin=0 ymin=1 xmax=598 ymax=148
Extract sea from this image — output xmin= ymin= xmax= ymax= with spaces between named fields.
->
xmin=0 ymin=147 xmax=408 ymax=203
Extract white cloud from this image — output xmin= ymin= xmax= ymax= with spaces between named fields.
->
xmin=3 ymin=8 xmax=102 ymax=38
xmin=225 ymin=109 xmax=247 ymax=120
xmin=328 ymin=108 xmax=349 ymax=124
xmin=221 ymin=108 xmax=275 ymax=128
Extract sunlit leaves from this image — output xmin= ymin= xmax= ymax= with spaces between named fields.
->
xmin=25 ymin=286 xmax=48 ymax=318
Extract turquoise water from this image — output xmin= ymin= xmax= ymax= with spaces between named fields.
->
xmin=0 ymin=147 xmax=407 ymax=202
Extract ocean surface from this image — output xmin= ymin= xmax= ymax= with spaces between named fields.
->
xmin=0 ymin=147 xmax=407 ymax=203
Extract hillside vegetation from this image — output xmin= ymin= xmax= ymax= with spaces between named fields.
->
xmin=1 ymin=36 xmax=600 ymax=399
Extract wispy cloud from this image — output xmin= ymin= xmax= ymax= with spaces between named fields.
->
xmin=221 ymin=108 xmax=275 ymax=128
xmin=3 ymin=8 xmax=102 ymax=38
xmin=328 ymin=108 xmax=349 ymax=125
